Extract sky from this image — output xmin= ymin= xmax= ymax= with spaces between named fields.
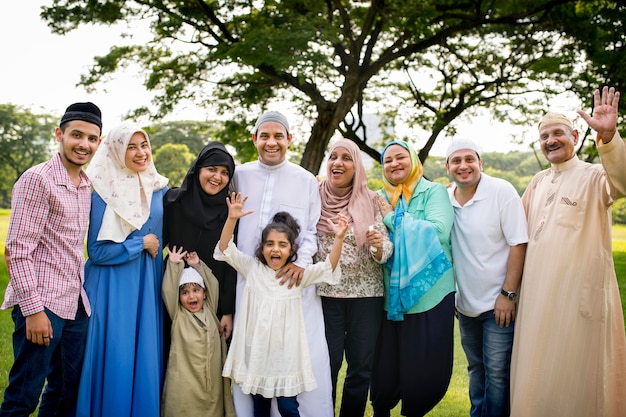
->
xmin=1 ymin=1 xmax=589 ymax=158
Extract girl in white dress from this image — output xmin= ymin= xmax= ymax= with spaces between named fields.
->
xmin=215 ymin=192 xmax=347 ymax=417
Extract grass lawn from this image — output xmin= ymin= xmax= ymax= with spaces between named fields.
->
xmin=0 ymin=211 xmax=625 ymax=416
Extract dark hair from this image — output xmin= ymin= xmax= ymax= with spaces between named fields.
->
xmin=254 ymin=211 xmax=300 ymax=265
xmin=179 ymin=282 xmax=204 ymax=291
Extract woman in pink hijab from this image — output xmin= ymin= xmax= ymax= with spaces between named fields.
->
xmin=315 ymin=138 xmax=392 ymax=417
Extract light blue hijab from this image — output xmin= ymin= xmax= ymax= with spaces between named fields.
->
xmin=380 ymin=141 xmax=451 ymax=321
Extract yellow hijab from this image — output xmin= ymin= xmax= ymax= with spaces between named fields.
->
xmin=380 ymin=140 xmax=423 ymax=208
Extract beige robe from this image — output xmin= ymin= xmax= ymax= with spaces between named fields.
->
xmin=511 ymin=133 xmax=626 ymax=417
xmin=161 ymin=260 xmax=235 ymax=417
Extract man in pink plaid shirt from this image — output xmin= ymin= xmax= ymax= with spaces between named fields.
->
xmin=0 ymin=102 xmax=102 ymax=417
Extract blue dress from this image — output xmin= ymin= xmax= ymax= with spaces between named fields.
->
xmin=76 ymin=188 xmax=167 ymax=417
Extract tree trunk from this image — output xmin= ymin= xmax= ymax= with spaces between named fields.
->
xmin=300 ymin=105 xmax=349 ymax=174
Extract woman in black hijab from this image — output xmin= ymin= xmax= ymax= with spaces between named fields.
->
xmin=164 ymin=141 xmax=237 ymax=339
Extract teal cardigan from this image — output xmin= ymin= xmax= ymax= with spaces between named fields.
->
xmin=378 ymin=177 xmax=455 ymax=314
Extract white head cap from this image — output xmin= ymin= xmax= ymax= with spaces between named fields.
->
xmin=446 ymin=138 xmax=483 ymax=160
xmin=179 ymin=267 xmax=205 ymax=289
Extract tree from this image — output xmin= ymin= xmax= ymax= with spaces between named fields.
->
xmin=0 ymin=104 xmax=56 ymax=208
xmin=153 ymin=143 xmax=196 ymax=188
xmin=146 ymin=120 xmax=226 ymax=158
xmin=41 ymin=0 xmax=626 ymax=173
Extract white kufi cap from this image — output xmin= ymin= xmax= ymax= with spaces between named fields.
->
xmin=179 ymin=267 xmax=205 ymax=289
xmin=446 ymin=138 xmax=483 ymax=159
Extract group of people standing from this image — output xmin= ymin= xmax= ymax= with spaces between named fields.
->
xmin=0 ymin=85 xmax=625 ymax=417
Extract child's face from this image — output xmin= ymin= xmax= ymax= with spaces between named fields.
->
xmin=179 ymin=283 xmax=205 ymax=313
xmin=262 ymin=230 xmax=293 ymax=271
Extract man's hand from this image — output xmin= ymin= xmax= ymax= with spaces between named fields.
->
xmin=577 ymin=86 xmax=620 ymax=144
xmin=494 ymin=296 xmax=516 ymax=328
xmin=276 ymin=262 xmax=304 ymax=289
xmin=26 ymin=311 xmax=53 ymax=346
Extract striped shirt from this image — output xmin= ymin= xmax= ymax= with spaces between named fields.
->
xmin=1 ymin=153 xmax=92 ymax=319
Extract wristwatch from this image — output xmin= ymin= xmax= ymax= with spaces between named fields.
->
xmin=500 ymin=289 xmax=517 ymax=301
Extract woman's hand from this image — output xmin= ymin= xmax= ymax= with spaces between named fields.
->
xmin=376 ymin=195 xmax=393 ymax=217
xmin=143 ymin=234 xmax=160 ymax=259
xmin=366 ymin=226 xmax=384 ymax=260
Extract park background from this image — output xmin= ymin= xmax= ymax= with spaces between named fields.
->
xmin=2 ymin=0 xmax=626 ymax=414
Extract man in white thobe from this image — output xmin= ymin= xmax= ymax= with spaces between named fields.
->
xmin=230 ymin=110 xmax=333 ymax=417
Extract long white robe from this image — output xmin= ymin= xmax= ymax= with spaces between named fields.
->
xmin=511 ymin=133 xmax=626 ymax=417
xmin=231 ymin=159 xmax=333 ymax=417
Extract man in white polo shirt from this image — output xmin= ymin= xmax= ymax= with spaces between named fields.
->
xmin=446 ymin=138 xmax=528 ymax=417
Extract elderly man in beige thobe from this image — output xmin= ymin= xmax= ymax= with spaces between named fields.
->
xmin=511 ymin=86 xmax=626 ymax=417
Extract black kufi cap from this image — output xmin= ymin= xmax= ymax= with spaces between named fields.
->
xmin=60 ymin=102 xmax=103 ymax=131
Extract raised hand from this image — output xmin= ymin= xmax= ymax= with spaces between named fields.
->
xmin=166 ymin=245 xmax=187 ymax=264
xmin=577 ymin=86 xmax=620 ymax=144
xmin=328 ymin=213 xmax=349 ymax=240
xmin=226 ymin=192 xmax=254 ymax=220
xmin=186 ymin=251 xmax=200 ymax=268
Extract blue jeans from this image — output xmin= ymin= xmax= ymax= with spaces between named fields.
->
xmin=0 ymin=302 xmax=88 ymax=417
xmin=252 ymin=395 xmax=299 ymax=417
xmin=458 ymin=310 xmax=514 ymax=417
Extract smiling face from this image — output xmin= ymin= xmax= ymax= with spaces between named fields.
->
xmin=56 ymin=120 xmax=101 ymax=169
xmin=382 ymin=144 xmax=412 ymax=185
xmin=252 ymin=121 xmax=292 ymax=166
xmin=124 ymin=132 xmax=151 ymax=172
xmin=539 ymin=123 xmax=578 ymax=164
xmin=198 ymin=165 xmax=230 ymax=195
xmin=446 ymin=148 xmax=482 ymax=190
xmin=327 ymin=146 xmax=355 ymax=190
xmin=262 ymin=230 xmax=294 ymax=271
xmin=179 ymin=283 xmax=205 ymax=313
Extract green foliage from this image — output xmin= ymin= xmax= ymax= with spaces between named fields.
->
xmin=613 ymin=199 xmax=626 ymax=225
xmin=39 ymin=0 xmax=626 ymax=174
xmin=367 ymin=177 xmax=383 ymax=192
xmin=0 ymin=105 xmax=57 ymax=208
xmin=146 ymin=120 xmax=223 ymax=157
xmin=481 ymin=151 xmax=546 ymax=178
xmin=152 ymin=143 xmax=195 ymax=188
xmin=423 ymin=157 xmax=450 ymax=182
xmin=214 ymin=120 xmax=259 ymax=164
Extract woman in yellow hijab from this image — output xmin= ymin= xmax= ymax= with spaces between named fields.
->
xmin=371 ymin=140 xmax=455 ymax=417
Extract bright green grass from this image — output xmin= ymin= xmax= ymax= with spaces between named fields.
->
xmin=348 ymin=321 xmax=470 ymax=416
xmin=0 ymin=209 xmax=12 ymax=406
xmin=0 ymin=211 xmax=625 ymax=416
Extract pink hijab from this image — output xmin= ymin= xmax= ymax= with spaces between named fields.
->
xmin=317 ymin=139 xmax=378 ymax=248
